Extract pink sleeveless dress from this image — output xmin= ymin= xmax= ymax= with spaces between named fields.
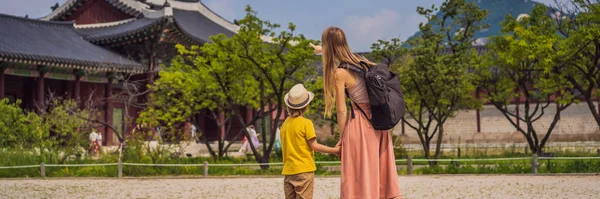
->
xmin=341 ymin=74 xmax=402 ymax=199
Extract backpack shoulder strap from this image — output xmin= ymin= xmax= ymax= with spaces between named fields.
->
xmin=338 ymin=62 xmax=366 ymax=74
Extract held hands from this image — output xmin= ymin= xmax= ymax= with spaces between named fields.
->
xmin=333 ymin=140 xmax=342 ymax=156
xmin=333 ymin=145 xmax=341 ymax=156
xmin=309 ymin=43 xmax=323 ymax=55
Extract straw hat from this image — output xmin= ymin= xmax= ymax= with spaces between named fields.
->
xmin=284 ymin=84 xmax=314 ymax=109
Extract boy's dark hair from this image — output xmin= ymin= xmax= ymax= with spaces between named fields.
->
xmin=286 ymin=106 xmax=308 ymax=117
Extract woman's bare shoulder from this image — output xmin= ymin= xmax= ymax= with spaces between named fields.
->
xmin=334 ymin=67 xmax=352 ymax=80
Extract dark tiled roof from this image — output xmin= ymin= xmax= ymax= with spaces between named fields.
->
xmin=172 ymin=8 xmax=235 ymax=43
xmin=44 ymin=0 xmax=142 ymax=21
xmin=74 ymin=8 xmax=236 ymax=44
xmin=77 ymin=17 xmax=167 ymax=42
xmin=0 ymin=14 xmax=144 ymax=72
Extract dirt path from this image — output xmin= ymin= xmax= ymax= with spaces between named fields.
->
xmin=1 ymin=175 xmax=599 ymax=199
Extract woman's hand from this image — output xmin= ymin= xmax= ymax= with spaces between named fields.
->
xmin=309 ymin=43 xmax=322 ymax=55
xmin=335 ymin=140 xmax=342 ymax=156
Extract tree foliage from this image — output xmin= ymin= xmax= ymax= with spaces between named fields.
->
xmin=141 ymin=6 xmax=318 ymax=164
xmin=475 ymin=5 xmax=578 ymax=154
xmin=40 ymin=98 xmax=91 ymax=163
xmin=0 ymin=97 xmax=91 ymax=163
xmin=397 ymin=0 xmax=488 ymax=164
xmin=0 ymin=99 xmax=42 ymax=148
xmin=553 ymin=0 xmax=600 ymax=127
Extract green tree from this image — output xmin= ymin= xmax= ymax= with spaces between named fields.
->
xmin=217 ymin=6 xmax=318 ymax=165
xmin=142 ymin=6 xmax=318 ymax=165
xmin=369 ymin=38 xmax=407 ymax=70
xmin=143 ymin=39 xmax=260 ymax=158
xmin=402 ymin=0 xmax=488 ymax=165
xmin=475 ymin=5 xmax=577 ymax=154
xmin=553 ymin=0 xmax=600 ymax=127
xmin=40 ymin=98 xmax=91 ymax=163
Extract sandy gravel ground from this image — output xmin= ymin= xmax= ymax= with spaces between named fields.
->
xmin=1 ymin=175 xmax=599 ymax=199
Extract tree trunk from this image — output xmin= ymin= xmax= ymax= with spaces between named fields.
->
xmin=432 ymin=124 xmax=444 ymax=166
xmin=584 ymin=96 xmax=600 ymax=127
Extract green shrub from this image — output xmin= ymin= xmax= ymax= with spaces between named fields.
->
xmin=0 ymin=99 xmax=43 ymax=148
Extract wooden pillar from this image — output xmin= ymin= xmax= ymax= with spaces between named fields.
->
xmin=65 ymin=79 xmax=73 ymax=100
xmin=104 ymin=80 xmax=113 ymax=145
xmin=245 ymin=106 xmax=253 ymax=124
xmin=145 ymin=56 xmax=156 ymax=102
xmin=0 ymin=67 xmax=4 ymax=100
xmin=36 ymin=72 xmax=45 ymax=111
xmin=476 ymin=90 xmax=481 ymax=133
xmin=198 ymin=112 xmax=205 ymax=133
xmin=218 ymin=111 xmax=225 ymax=140
xmin=73 ymin=75 xmax=81 ymax=102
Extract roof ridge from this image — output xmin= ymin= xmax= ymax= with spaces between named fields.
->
xmin=0 ymin=13 xmax=74 ymax=27
xmin=42 ymin=0 xmax=81 ymax=20
xmin=75 ymin=18 xmax=137 ymax=29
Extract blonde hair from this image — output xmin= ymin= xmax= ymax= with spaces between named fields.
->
xmin=286 ymin=106 xmax=308 ymax=118
xmin=321 ymin=27 xmax=375 ymax=118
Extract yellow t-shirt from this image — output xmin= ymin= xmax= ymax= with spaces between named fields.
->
xmin=280 ymin=116 xmax=317 ymax=175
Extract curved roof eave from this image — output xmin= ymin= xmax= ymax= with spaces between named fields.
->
xmin=42 ymin=0 xmax=147 ymax=21
xmin=141 ymin=0 xmax=282 ymax=43
xmin=45 ymin=0 xmax=280 ymax=44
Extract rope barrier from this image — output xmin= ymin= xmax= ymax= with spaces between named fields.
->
xmin=1 ymin=156 xmax=598 ymax=169
xmin=0 ymin=165 xmax=40 ymax=169
xmin=44 ymin=163 xmax=119 ymax=167
xmin=538 ymin=156 xmax=600 ymax=160
xmin=209 ymin=162 xmax=284 ymax=167
xmin=123 ymin=163 xmax=205 ymax=167
xmin=409 ymin=157 xmax=531 ymax=162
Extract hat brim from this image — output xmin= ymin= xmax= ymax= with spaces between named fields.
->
xmin=284 ymin=91 xmax=314 ymax=109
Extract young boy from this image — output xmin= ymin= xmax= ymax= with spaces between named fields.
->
xmin=281 ymin=84 xmax=340 ymax=199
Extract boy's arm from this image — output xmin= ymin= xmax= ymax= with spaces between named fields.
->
xmin=307 ymin=138 xmax=340 ymax=154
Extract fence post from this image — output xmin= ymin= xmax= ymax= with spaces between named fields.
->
xmin=118 ymin=159 xmax=123 ymax=178
xmin=407 ymin=156 xmax=413 ymax=175
xmin=203 ymin=161 xmax=209 ymax=177
xmin=40 ymin=162 xmax=45 ymax=178
xmin=532 ymin=154 xmax=538 ymax=174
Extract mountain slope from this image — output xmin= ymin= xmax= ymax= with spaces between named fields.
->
xmin=405 ymin=0 xmax=551 ymax=45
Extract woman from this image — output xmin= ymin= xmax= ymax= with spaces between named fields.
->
xmin=311 ymin=27 xmax=402 ymax=199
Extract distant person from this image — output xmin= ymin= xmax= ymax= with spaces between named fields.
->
xmin=274 ymin=124 xmax=282 ymax=158
xmin=280 ymin=84 xmax=340 ymax=199
xmin=239 ymin=125 xmax=260 ymax=154
xmin=191 ymin=123 xmax=198 ymax=143
xmin=88 ymin=130 xmax=99 ymax=155
xmin=311 ymin=27 xmax=402 ymax=198
xmin=97 ymin=132 xmax=103 ymax=147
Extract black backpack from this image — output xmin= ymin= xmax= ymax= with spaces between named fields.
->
xmin=339 ymin=61 xmax=405 ymax=130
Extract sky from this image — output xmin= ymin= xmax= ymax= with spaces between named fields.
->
xmin=0 ymin=0 xmax=568 ymax=52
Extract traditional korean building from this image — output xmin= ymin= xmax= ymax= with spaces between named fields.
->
xmin=0 ymin=0 xmax=256 ymax=145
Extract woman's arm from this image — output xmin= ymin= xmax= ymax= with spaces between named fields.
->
xmin=334 ymin=68 xmax=349 ymax=142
